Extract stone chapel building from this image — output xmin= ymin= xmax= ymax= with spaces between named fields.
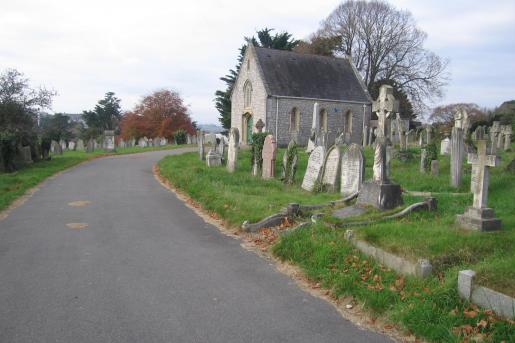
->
xmin=230 ymin=44 xmax=372 ymax=147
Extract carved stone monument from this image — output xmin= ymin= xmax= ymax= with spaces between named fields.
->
xmin=357 ymin=85 xmax=402 ymax=210
xmin=321 ymin=145 xmax=342 ymax=192
xmin=104 ymin=130 xmax=115 ymax=152
xmin=340 ymin=143 xmax=365 ymax=196
xmin=206 ymin=149 xmax=222 ymax=167
xmin=306 ymin=102 xmax=319 ymax=153
xmin=456 ymin=128 xmax=501 ymax=231
xmin=198 ymin=131 xmax=205 ymax=160
xmin=262 ymin=134 xmax=277 ymax=179
xmin=502 ymin=125 xmax=512 ymax=151
xmin=451 ymin=110 xmax=465 ymax=187
xmin=227 ymin=128 xmax=239 ymax=173
xmin=281 ymin=139 xmax=298 ymax=185
xmin=440 ymin=137 xmax=451 ymax=155
xmin=301 ymin=145 xmax=325 ymax=192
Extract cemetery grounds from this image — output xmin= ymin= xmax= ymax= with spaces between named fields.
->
xmin=158 ymin=145 xmax=515 ymax=342
xmin=0 ymin=144 xmax=192 ymax=212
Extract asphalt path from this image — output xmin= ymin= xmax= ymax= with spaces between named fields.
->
xmin=0 ymin=148 xmax=390 ymax=342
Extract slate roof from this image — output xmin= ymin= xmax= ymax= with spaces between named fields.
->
xmin=253 ymin=46 xmax=371 ymax=103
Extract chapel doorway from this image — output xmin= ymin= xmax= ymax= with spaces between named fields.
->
xmin=243 ymin=113 xmax=253 ymax=144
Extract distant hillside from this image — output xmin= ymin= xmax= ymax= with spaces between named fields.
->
xmin=197 ymin=124 xmax=224 ymax=133
xmin=494 ymin=100 xmax=515 ymax=124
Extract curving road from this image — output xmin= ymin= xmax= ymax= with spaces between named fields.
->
xmin=0 ymin=148 xmax=390 ymax=343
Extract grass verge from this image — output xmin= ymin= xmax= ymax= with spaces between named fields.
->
xmin=158 ymin=144 xmax=515 ymax=342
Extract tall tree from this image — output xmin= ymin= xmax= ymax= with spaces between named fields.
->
xmin=120 ymin=89 xmax=194 ymax=140
xmin=319 ymin=0 xmax=449 ymax=112
xmin=0 ymin=69 xmax=55 ymax=171
xmin=369 ymin=79 xmax=414 ymax=120
xmin=82 ymin=92 xmax=122 ymax=134
xmin=39 ymin=113 xmax=74 ymax=142
xmin=429 ymin=103 xmax=487 ymax=125
xmin=214 ymin=28 xmax=299 ymax=130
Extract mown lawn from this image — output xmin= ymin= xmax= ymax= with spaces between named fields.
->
xmin=0 ymin=144 xmax=191 ymax=212
xmin=158 ymin=143 xmax=515 ymax=342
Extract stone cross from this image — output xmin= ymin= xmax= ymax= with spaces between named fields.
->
xmin=372 ymin=85 xmax=399 ymax=140
xmin=255 ymin=119 xmax=265 ymax=133
xmin=395 ymin=113 xmax=406 ymax=150
xmin=490 ymin=121 xmax=500 ymax=147
xmin=456 ymin=129 xmax=502 ymax=231
xmin=467 ymin=138 xmax=500 ymax=209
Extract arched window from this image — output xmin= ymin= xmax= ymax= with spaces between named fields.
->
xmin=243 ymin=81 xmax=252 ymax=108
xmin=290 ymin=107 xmax=300 ymax=132
xmin=319 ymin=108 xmax=328 ymax=132
xmin=345 ymin=111 xmax=352 ymax=133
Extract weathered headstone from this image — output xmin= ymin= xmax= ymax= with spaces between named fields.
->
xmin=340 ymin=143 xmax=365 ymax=196
xmin=357 ymin=85 xmax=402 ymax=210
xmin=76 ymin=139 xmax=85 ymax=151
xmin=456 ymin=130 xmax=501 ymax=231
xmin=104 ymin=130 xmax=115 ymax=151
xmin=60 ymin=139 xmax=67 ymax=151
xmin=490 ymin=121 xmax=501 ymax=148
xmin=431 ymin=160 xmax=439 ymax=176
xmin=153 ymin=137 xmax=160 ymax=147
xmin=227 ymin=128 xmax=239 ymax=173
xmin=261 ymin=134 xmax=277 ymax=179
xmin=138 ymin=137 xmax=147 ymax=148
xmin=281 ymin=139 xmax=298 ymax=185
xmin=420 ymin=148 xmax=429 ymax=173
xmin=425 ymin=126 xmax=433 ymax=145
xmin=306 ymin=102 xmax=319 ymax=153
xmin=301 ymin=145 xmax=325 ymax=192
xmin=20 ymin=146 xmax=33 ymax=165
xmin=206 ymin=149 xmax=222 ymax=167
xmin=86 ymin=139 xmax=95 ymax=153
xmin=198 ymin=131 xmax=205 ymax=160
xmin=451 ymin=125 xmax=465 ymax=187
xmin=68 ymin=141 xmax=76 ymax=151
xmin=396 ymin=114 xmax=406 ymax=151
xmin=160 ymin=137 xmax=168 ymax=146
xmin=440 ymin=137 xmax=451 ymax=155
xmin=503 ymin=125 xmax=512 ymax=151
xmin=54 ymin=140 xmax=63 ymax=155
xmin=321 ymin=145 xmax=342 ymax=192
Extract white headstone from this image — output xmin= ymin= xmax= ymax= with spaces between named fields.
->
xmin=301 ymin=145 xmax=325 ymax=192
xmin=227 ymin=128 xmax=239 ymax=173
xmin=340 ymin=144 xmax=365 ymax=196
xmin=321 ymin=145 xmax=342 ymax=192
xmin=306 ymin=102 xmax=319 ymax=153
xmin=440 ymin=137 xmax=451 ymax=155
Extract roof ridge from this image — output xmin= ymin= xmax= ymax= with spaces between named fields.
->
xmin=254 ymin=46 xmax=350 ymax=62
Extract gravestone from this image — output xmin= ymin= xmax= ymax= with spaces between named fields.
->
xmin=20 ymin=146 xmax=33 ymax=165
xmin=456 ymin=130 xmax=501 ymax=231
xmin=490 ymin=121 xmax=501 ymax=148
xmin=321 ymin=145 xmax=342 ymax=192
xmin=138 ymin=137 xmax=147 ymax=147
xmin=255 ymin=119 xmax=265 ymax=133
xmin=68 ymin=141 xmax=76 ymax=151
xmin=420 ymin=148 xmax=429 ymax=173
xmin=340 ymin=143 xmax=365 ymax=196
xmin=76 ymin=139 xmax=85 ymax=151
xmin=395 ymin=113 xmax=407 ymax=150
xmin=440 ymin=137 xmax=451 ymax=155
xmin=206 ymin=149 xmax=222 ymax=167
xmin=261 ymin=135 xmax=277 ymax=179
xmin=60 ymin=139 xmax=67 ymax=151
xmin=86 ymin=139 xmax=95 ymax=153
xmin=503 ymin=125 xmax=512 ymax=151
xmin=281 ymin=139 xmax=298 ymax=185
xmin=425 ymin=126 xmax=433 ymax=145
xmin=54 ymin=141 xmax=63 ymax=155
xmin=216 ymin=137 xmax=225 ymax=161
xmin=226 ymin=128 xmax=239 ymax=173
xmin=130 ymin=138 xmax=136 ymax=147
xmin=160 ymin=137 xmax=167 ymax=146
xmin=451 ymin=125 xmax=465 ymax=187
xmin=153 ymin=137 xmax=160 ymax=147
xmin=119 ymin=139 xmax=126 ymax=149
xmin=431 ymin=160 xmax=439 ymax=176
xmin=104 ymin=130 xmax=115 ymax=151
xmin=187 ymin=135 xmax=192 ymax=145
xmin=301 ymin=145 xmax=325 ymax=192
xmin=496 ymin=126 xmax=504 ymax=149
xmin=198 ymin=131 xmax=205 ymax=160
xmin=362 ymin=125 xmax=369 ymax=146
xmin=357 ymin=85 xmax=402 ymax=210
xmin=306 ymin=102 xmax=319 ymax=153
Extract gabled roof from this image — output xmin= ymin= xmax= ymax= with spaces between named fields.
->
xmin=253 ymin=46 xmax=371 ymax=103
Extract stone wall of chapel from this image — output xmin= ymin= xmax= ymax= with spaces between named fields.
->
xmin=230 ymin=49 xmax=268 ymax=140
xmin=265 ymin=97 xmax=371 ymax=147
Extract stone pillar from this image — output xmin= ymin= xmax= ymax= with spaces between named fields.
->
xmin=450 ymin=126 xmax=464 ymax=187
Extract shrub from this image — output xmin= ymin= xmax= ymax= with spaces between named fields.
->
xmin=174 ymin=129 xmax=187 ymax=145
xmin=250 ymin=132 xmax=268 ymax=171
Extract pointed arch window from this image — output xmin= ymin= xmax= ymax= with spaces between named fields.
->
xmin=243 ymin=80 xmax=252 ymax=108
xmin=319 ymin=108 xmax=328 ymax=132
xmin=345 ymin=110 xmax=353 ymax=133
xmin=290 ymin=107 xmax=300 ymax=132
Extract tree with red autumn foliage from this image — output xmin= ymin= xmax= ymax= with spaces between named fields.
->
xmin=120 ymin=89 xmax=195 ymax=140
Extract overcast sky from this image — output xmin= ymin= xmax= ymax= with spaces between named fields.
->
xmin=1 ymin=0 xmax=514 ymax=124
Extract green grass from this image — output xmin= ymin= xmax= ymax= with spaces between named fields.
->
xmin=158 ymin=143 xmax=515 ymax=342
xmin=0 ymin=144 xmax=191 ymax=212
xmin=158 ymin=149 xmax=340 ymax=226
